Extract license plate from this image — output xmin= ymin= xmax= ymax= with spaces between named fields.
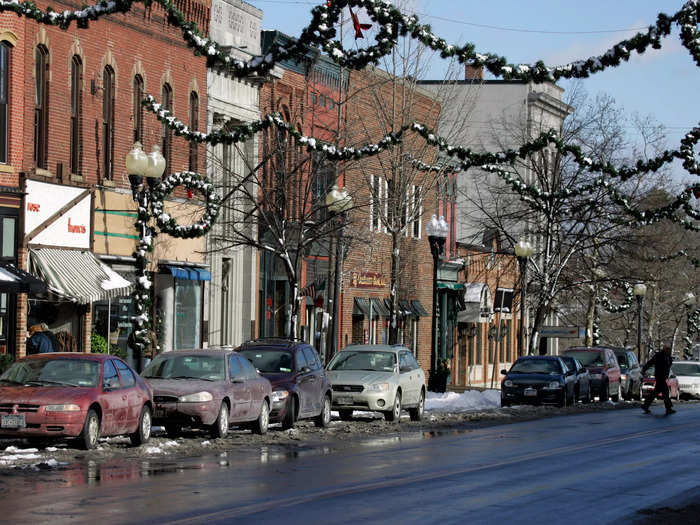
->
xmin=153 ymin=408 xmax=166 ymax=418
xmin=524 ymin=388 xmax=537 ymax=397
xmin=336 ymin=396 xmax=353 ymax=405
xmin=1 ymin=414 xmax=26 ymax=428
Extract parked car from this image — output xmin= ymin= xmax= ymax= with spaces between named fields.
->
xmin=500 ymin=356 xmax=576 ymax=407
xmin=562 ymin=347 xmax=622 ymax=401
xmin=612 ymin=348 xmax=642 ymax=400
xmin=325 ymin=344 xmax=426 ymax=422
xmin=672 ymin=360 xmax=700 ymax=398
xmin=143 ymin=349 xmax=272 ymax=437
xmin=559 ymin=355 xmax=592 ymax=403
xmin=237 ymin=338 xmax=332 ymax=429
xmin=0 ymin=353 xmax=152 ymax=450
xmin=641 ymin=365 xmax=681 ymax=401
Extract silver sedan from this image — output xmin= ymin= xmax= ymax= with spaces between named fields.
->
xmin=326 ymin=344 xmax=425 ymax=422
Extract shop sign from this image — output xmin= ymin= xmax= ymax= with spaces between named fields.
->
xmin=349 ymin=272 xmax=387 ymax=289
xmin=24 ymin=180 xmax=91 ymax=249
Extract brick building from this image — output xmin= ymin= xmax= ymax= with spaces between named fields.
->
xmin=1 ymin=0 xmax=211 ymax=360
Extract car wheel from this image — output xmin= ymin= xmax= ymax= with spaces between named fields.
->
xmin=501 ymin=399 xmax=511 ymax=408
xmin=611 ymin=383 xmax=621 ymax=402
xmin=130 ymin=405 xmax=152 ymax=446
xmin=558 ymin=391 xmax=567 ymax=408
xmin=165 ymin=424 xmax=181 ymax=438
xmin=409 ymin=390 xmax=425 ymax=421
xmin=385 ymin=392 xmax=402 ymax=422
xmin=339 ymin=409 xmax=354 ymax=421
xmin=281 ymin=396 xmax=297 ymax=430
xmin=79 ymin=409 xmax=100 ymax=450
xmin=314 ymin=395 xmax=331 ymax=428
xmin=599 ymin=382 xmax=609 ymax=402
xmin=210 ymin=402 xmax=229 ymax=439
xmin=252 ymin=400 xmax=269 ymax=435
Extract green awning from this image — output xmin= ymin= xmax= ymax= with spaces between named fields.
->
xmin=437 ymin=281 xmax=465 ymax=291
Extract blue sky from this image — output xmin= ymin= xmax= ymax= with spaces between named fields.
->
xmin=249 ymin=1 xmax=698 ymax=156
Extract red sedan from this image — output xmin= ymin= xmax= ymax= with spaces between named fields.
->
xmin=0 ymin=353 xmax=153 ymax=449
xmin=641 ymin=366 xmax=681 ymax=401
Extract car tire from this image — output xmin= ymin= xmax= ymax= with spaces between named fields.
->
xmin=252 ymin=400 xmax=269 ymax=435
xmin=599 ymin=382 xmax=609 ymax=402
xmin=281 ymin=396 xmax=297 ymax=430
xmin=339 ymin=409 xmax=354 ymax=421
xmin=165 ymin=424 xmax=181 ymax=438
xmin=558 ymin=391 xmax=567 ymax=408
xmin=314 ymin=395 xmax=331 ymax=428
xmin=409 ymin=390 xmax=425 ymax=422
xmin=130 ymin=405 xmax=152 ymax=446
xmin=611 ymin=383 xmax=621 ymax=402
xmin=501 ymin=398 xmax=511 ymax=408
xmin=385 ymin=392 xmax=402 ymax=422
xmin=210 ymin=402 xmax=229 ymax=439
xmin=79 ymin=409 xmax=100 ymax=450
xmin=585 ymin=384 xmax=592 ymax=403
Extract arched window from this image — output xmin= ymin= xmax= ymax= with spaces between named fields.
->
xmin=69 ymin=55 xmax=82 ymax=176
xmin=34 ymin=45 xmax=49 ymax=169
xmin=102 ymin=65 xmax=115 ymax=180
xmin=133 ymin=75 xmax=144 ymax=144
xmin=0 ymin=42 xmax=10 ymax=164
xmin=188 ymin=91 xmax=198 ymax=172
xmin=161 ymin=83 xmax=173 ymax=176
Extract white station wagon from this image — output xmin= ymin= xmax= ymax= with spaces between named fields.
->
xmin=326 ymin=344 xmax=426 ymax=422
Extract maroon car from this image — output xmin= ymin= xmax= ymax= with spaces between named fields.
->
xmin=142 ymin=349 xmax=272 ymax=437
xmin=0 ymin=353 xmax=153 ymax=450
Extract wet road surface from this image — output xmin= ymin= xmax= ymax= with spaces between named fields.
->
xmin=2 ymin=404 xmax=700 ymax=524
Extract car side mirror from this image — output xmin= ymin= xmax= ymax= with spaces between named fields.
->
xmin=500 ymin=369 xmax=507 ymax=375
xmin=301 ymin=366 xmax=311 ymax=374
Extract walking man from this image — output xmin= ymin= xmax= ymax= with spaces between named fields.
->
xmin=642 ymin=343 xmax=675 ymax=415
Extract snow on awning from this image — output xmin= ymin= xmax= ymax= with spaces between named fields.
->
xmin=458 ymin=283 xmax=492 ymax=324
xmin=0 ymin=262 xmax=47 ymax=294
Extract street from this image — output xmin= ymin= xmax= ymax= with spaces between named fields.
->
xmin=1 ymin=403 xmax=699 ymax=524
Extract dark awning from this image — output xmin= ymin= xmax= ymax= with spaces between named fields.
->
xmin=0 ymin=262 xmax=47 ymax=294
xmin=29 ymin=249 xmax=132 ymax=304
xmin=399 ymin=300 xmax=416 ymax=317
xmin=411 ymin=300 xmax=430 ymax=317
xmin=371 ymin=298 xmax=390 ymax=317
xmin=165 ymin=265 xmax=211 ymax=281
xmin=353 ymin=297 xmax=370 ymax=316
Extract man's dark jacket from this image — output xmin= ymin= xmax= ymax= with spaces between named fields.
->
xmin=642 ymin=351 xmax=673 ymax=380
xmin=27 ymin=331 xmax=54 ymax=354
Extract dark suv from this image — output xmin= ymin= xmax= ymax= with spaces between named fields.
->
xmin=237 ymin=338 xmax=332 ymax=429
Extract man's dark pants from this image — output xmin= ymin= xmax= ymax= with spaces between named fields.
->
xmin=642 ymin=379 xmax=673 ymax=411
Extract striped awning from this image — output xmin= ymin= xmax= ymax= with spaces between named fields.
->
xmin=29 ymin=249 xmax=133 ymax=304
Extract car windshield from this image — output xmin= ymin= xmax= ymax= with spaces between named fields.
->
xmin=238 ymin=350 xmax=295 ymax=374
xmin=509 ymin=359 xmax=562 ymax=375
xmin=672 ymin=363 xmax=700 ymax=376
xmin=0 ymin=358 xmax=100 ymax=387
xmin=328 ymin=351 xmax=397 ymax=372
xmin=564 ymin=351 xmax=604 ymax=367
xmin=143 ymin=355 xmax=225 ymax=381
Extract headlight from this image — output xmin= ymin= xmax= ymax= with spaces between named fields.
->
xmin=504 ymin=380 xmax=513 ymax=387
xmin=365 ymin=383 xmax=390 ymax=392
xmin=178 ymin=391 xmax=213 ymax=402
xmin=45 ymin=404 xmax=81 ymax=412
xmin=621 ymin=374 xmax=628 ymax=381
xmin=544 ymin=382 xmax=562 ymax=389
xmin=271 ymin=390 xmax=289 ymax=403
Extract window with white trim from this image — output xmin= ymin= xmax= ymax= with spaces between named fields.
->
xmin=412 ymin=185 xmax=422 ymax=238
xmin=370 ymin=174 xmax=384 ymax=232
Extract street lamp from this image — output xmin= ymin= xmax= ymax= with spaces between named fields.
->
xmin=125 ymin=142 xmax=166 ymax=370
xmin=514 ymin=238 xmax=534 ymax=356
xmin=326 ymin=185 xmax=353 ymax=363
xmin=633 ymin=283 xmax=647 ymax=361
xmin=684 ymin=292 xmax=697 ymax=357
xmin=426 ymin=214 xmax=449 ymax=392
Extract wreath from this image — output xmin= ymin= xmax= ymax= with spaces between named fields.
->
xmin=150 ymin=171 xmax=221 ymax=239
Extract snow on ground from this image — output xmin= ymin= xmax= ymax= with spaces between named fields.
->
xmin=425 ymin=390 xmax=501 ymax=412
xmin=143 ymin=440 xmax=180 ymax=455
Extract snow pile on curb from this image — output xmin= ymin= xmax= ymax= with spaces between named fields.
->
xmin=425 ymin=390 xmax=501 ymax=413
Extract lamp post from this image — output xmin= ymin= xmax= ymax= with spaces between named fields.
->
xmin=514 ymin=238 xmax=534 ymax=356
xmin=633 ymin=283 xmax=647 ymax=361
xmin=125 ymin=142 xmax=166 ymax=371
xmin=326 ymin=185 xmax=352 ymax=363
xmin=426 ymin=214 xmax=449 ymax=392
xmin=684 ymin=292 xmax=697 ymax=357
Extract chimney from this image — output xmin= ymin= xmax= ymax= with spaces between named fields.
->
xmin=465 ymin=64 xmax=484 ymax=80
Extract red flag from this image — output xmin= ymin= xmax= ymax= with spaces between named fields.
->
xmin=349 ymin=7 xmax=372 ymax=40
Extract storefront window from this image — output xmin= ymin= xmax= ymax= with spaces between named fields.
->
xmin=175 ymin=280 xmax=201 ymax=350
xmin=92 ymin=295 xmax=136 ymax=365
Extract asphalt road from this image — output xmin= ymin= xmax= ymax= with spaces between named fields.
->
xmin=3 ymin=403 xmax=700 ymax=524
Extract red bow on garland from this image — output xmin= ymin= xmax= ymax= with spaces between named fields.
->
xmin=349 ymin=7 xmax=372 ymax=40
